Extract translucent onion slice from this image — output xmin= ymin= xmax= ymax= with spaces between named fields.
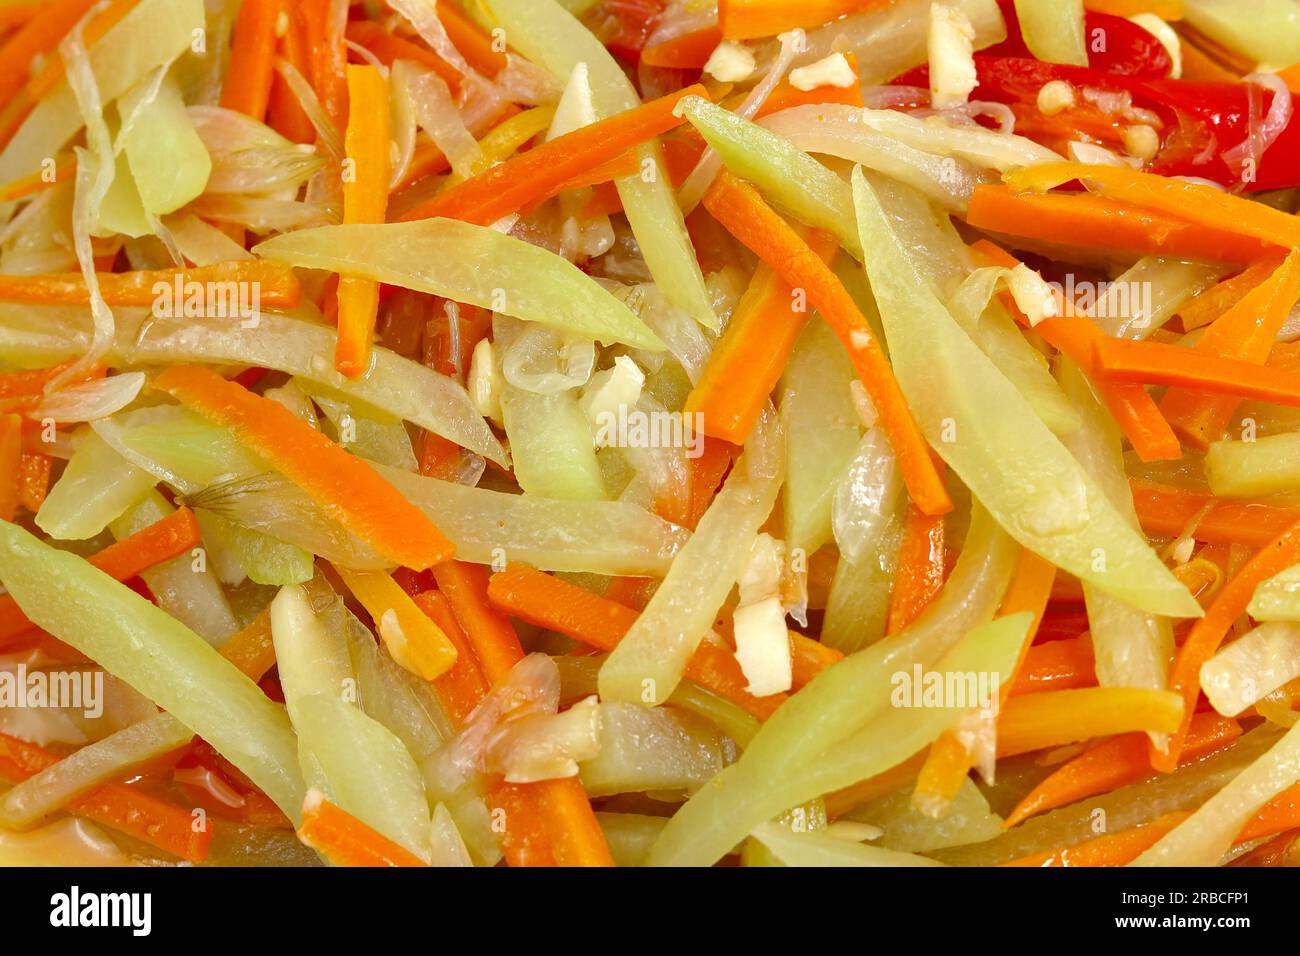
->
xmin=832 ymin=427 xmax=902 ymax=567
xmin=189 ymin=106 xmax=324 ymax=197
xmin=579 ymin=701 xmax=735 ymax=798
xmin=1200 ymin=621 xmax=1300 ymax=717
xmin=850 ymin=107 xmax=1062 ymax=172
xmin=35 ymin=372 xmax=145 ymax=424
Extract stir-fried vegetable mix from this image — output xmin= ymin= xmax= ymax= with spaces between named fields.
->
xmin=0 ymin=0 xmax=1297 ymax=869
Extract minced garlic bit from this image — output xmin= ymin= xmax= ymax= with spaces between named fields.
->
xmin=928 ymin=4 xmax=977 ymax=110
xmin=468 ymin=338 xmax=503 ymax=427
xmin=1007 ymin=263 xmax=1059 ymax=327
xmin=579 ymin=354 xmax=644 ymax=445
xmin=703 ymin=40 xmax=757 ymax=83
xmin=734 ymin=534 xmax=793 ymax=697
xmin=1037 ymin=79 xmax=1077 ymax=116
xmin=788 ymin=52 xmax=856 ymax=92
xmin=1122 ymin=123 xmax=1161 ymax=161
xmin=1129 ymin=13 xmax=1182 ymax=79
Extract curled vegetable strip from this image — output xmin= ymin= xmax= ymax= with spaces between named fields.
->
xmin=832 ymin=107 xmax=1062 ymax=173
xmin=0 ymin=520 xmax=305 ymax=820
xmin=599 ymin=408 xmax=784 ymax=706
xmin=254 ymin=221 xmax=665 ymax=351
xmin=485 ymin=0 xmax=718 ymax=331
xmin=649 ymin=506 xmax=1018 ymax=866
xmin=852 ymin=168 xmax=1201 ymax=619
xmin=36 ymin=371 xmax=144 ymax=423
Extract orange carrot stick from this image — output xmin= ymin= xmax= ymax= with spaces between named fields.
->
xmin=25 ymin=0 xmax=138 ymax=101
xmin=433 ymin=0 xmax=508 ymax=76
xmin=1009 ymin=633 xmax=1096 ymax=695
xmin=429 ymin=560 xmax=614 ymax=867
xmin=335 ymin=65 xmax=391 ymax=379
xmin=411 ymin=590 xmax=490 ymax=725
xmin=0 ymin=0 xmax=95 ymax=105
xmin=998 ymin=686 xmax=1185 ymax=758
xmin=1093 ymin=337 xmax=1300 ymax=411
xmin=1178 ymin=258 xmax=1281 ymax=332
xmin=685 ymin=436 xmax=737 ymax=530
xmin=684 ymin=229 xmax=841 ymax=445
xmin=266 ymin=0 xmax=317 ymax=143
xmin=0 ymin=414 xmax=20 ymax=522
xmin=1155 ymin=517 xmax=1300 ymax=772
xmin=0 ymin=506 xmax=201 ymax=644
xmin=1130 ymin=479 xmax=1300 ymax=548
xmin=971 ymin=239 xmax=1182 ymax=462
xmin=886 ymin=501 xmax=947 ymax=635
xmin=719 ymin=0 xmax=892 ymax=39
xmin=967 ymin=185 xmax=1280 ymax=265
xmin=154 ymin=366 xmax=453 ymax=571
xmin=219 ymin=0 xmax=282 ymax=121
xmin=217 ymin=606 xmax=278 ymax=682
xmin=297 ymin=790 xmax=429 ymax=867
xmin=1004 ymin=712 xmax=1241 ymax=828
xmin=703 ymin=170 xmax=952 ymax=515
xmin=641 ymin=26 xmax=723 ymax=68
xmin=1158 ymin=251 xmax=1300 ymax=447
xmin=1005 ymin=162 xmax=1300 ymax=251
xmin=0 ymin=731 xmax=211 ymax=863
xmin=399 ymin=84 xmax=710 ymax=226
xmin=0 ymin=261 xmax=300 ymax=307
xmin=1084 ymin=0 xmax=1183 ymax=16
xmin=16 ymin=452 xmax=49 ymax=513
xmin=0 ymin=153 xmax=73 ymax=203
xmin=1002 ymin=811 xmax=1189 ymax=867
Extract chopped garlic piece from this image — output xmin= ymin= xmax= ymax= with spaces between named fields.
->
xmin=703 ymin=40 xmax=756 ymax=83
xmin=489 ymin=696 xmax=603 ymax=783
xmin=849 ymin=379 xmax=877 ymax=429
xmin=733 ymin=597 xmax=793 ymax=697
xmin=468 ymin=337 xmax=502 ymax=426
xmin=1007 ymin=264 xmax=1059 ymax=327
xmin=579 ymin=355 xmax=644 ymax=446
xmin=1067 ymin=140 xmax=1142 ymax=168
xmin=546 ymin=62 xmax=597 ymax=140
xmin=928 ymin=4 xmax=977 ymax=110
xmin=738 ymin=533 xmax=784 ymax=605
xmin=1122 ymin=123 xmax=1160 ymax=161
xmin=788 ymin=52 xmax=856 ymax=92
xmin=1171 ymin=536 xmax=1196 ymax=565
xmin=1037 ymin=79 xmax=1076 ymax=115
xmin=1129 ymin=14 xmax=1181 ymax=78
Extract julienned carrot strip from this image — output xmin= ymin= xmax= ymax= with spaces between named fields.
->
xmin=298 ymin=790 xmax=428 ymax=867
xmin=971 ymin=239 xmax=1182 ymax=462
xmin=17 ymin=452 xmax=49 ymax=513
xmin=219 ymin=0 xmax=281 ymax=121
xmin=997 ymin=686 xmax=1185 ymax=758
xmin=0 ymin=261 xmax=301 ymax=307
xmin=0 ymin=731 xmax=211 ymax=863
xmin=0 ymin=4 xmax=39 ymax=31
xmin=1004 ymin=712 xmax=1241 ymax=828
xmin=685 ymin=229 xmax=841 ymax=445
xmin=1094 ymin=337 xmax=1300 ymax=411
xmin=26 ymin=0 xmax=137 ymax=101
xmin=685 ymin=437 xmax=737 ymax=530
xmin=1009 ymin=633 xmax=1096 ymax=695
xmin=1155 ymin=517 xmax=1300 ymax=772
xmin=718 ymin=0 xmax=891 ymax=39
xmin=0 ymin=0 xmax=94 ymax=105
xmin=914 ymin=550 xmax=1056 ymax=809
xmin=155 ymin=366 xmax=453 ymax=571
xmin=335 ymin=65 xmax=390 ymax=379
xmin=1240 ymin=782 xmax=1300 ymax=842
xmin=433 ymin=0 xmax=508 ymax=76
xmin=0 ymin=153 xmax=73 ymax=203
xmin=1280 ymin=62 xmax=1300 ymax=95
xmin=309 ymin=0 xmax=347 ymax=137
xmin=411 ymin=590 xmax=490 ymax=725
xmin=1178 ymin=258 xmax=1281 ymax=332
xmin=345 ymin=19 xmax=462 ymax=89
xmin=1002 ymin=811 xmax=1189 ymax=867
xmin=399 ymin=84 xmax=710 ymax=226
xmin=266 ymin=0 xmax=317 ymax=143
xmin=485 ymin=564 xmax=784 ymax=720
xmin=704 ymin=171 xmax=952 ymax=516
xmin=429 ymin=561 xmax=614 ymax=868
xmin=1084 ymin=0 xmax=1183 ymax=17
xmin=966 ymin=185 xmax=1279 ymax=265
xmin=0 ymin=413 xmax=20 ymax=522
xmin=641 ymin=25 xmax=723 ymax=68
xmin=886 ymin=501 xmax=946 ymax=635
xmin=0 ymin=506 xmax=201 ymax=644
xmin=1004 ymin=163 xmax=1300 ymax=251
xmin=1129 ymin=479 xmax=1300 ymax=548
xmin=1158 ymin=251 xmax=1300 ymax=447
xmin=218 ymin=606 xmax=277 ymax=682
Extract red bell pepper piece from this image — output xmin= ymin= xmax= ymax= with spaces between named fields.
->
xmin=986 ymin=0 xmax=1172 ymax=77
